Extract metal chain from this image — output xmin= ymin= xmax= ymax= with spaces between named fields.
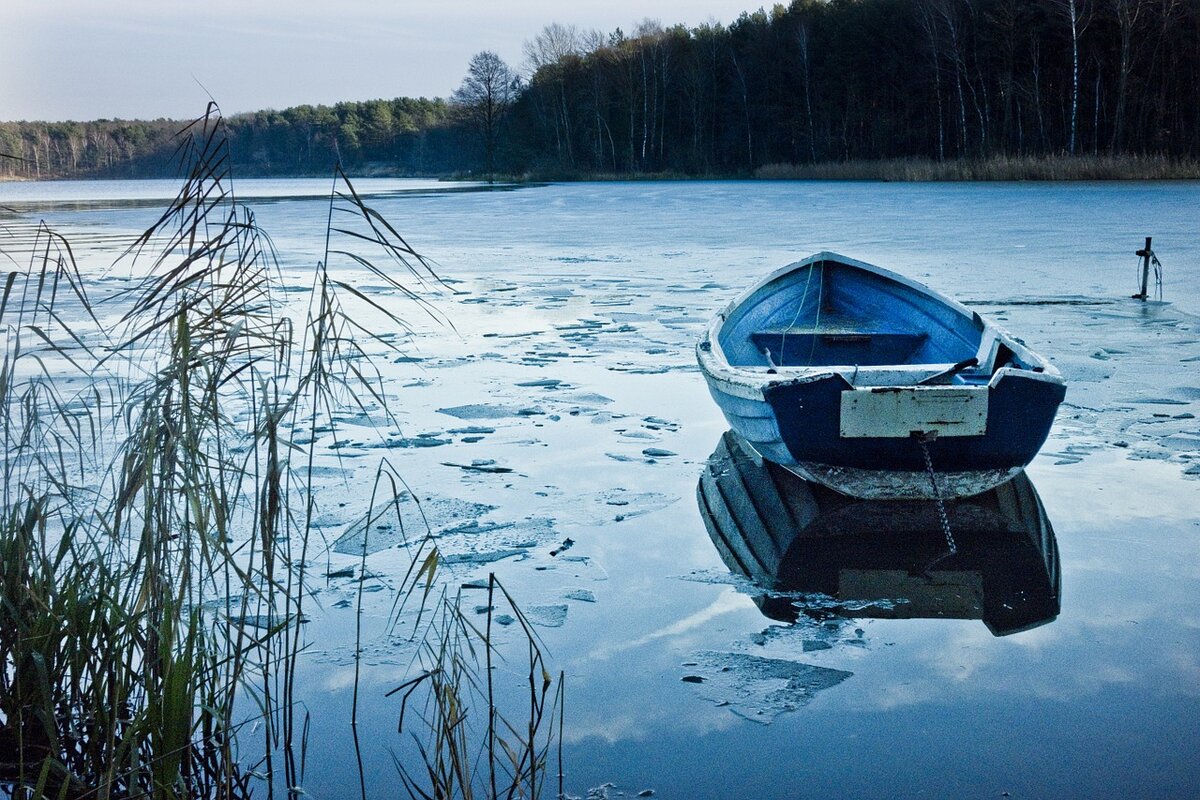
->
xmin=918 ymin=437 xmax=957 ymax=559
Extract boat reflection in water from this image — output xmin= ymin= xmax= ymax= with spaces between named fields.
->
xmin=697 ymin=431 xmax=1061 ymax=636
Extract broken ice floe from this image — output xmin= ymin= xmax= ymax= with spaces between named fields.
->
xmin=524 ymin=604 xmax=569 ymax=628
xmin=330 ymin=494 xmax=495 ymax=555
xmin=441 ymin=459 xmax=515 ymax=474
xmin=441 ymin=549 xmax=528 ymax=565
xmin=447 ymin=425 xmax=496 ymax=435
xmin=559 ymin=391 xmax=614 ymax=406
xmin=584 ymin=489 xmax=677 ymax=525
xmin=438 ymin=404 xmax=522 ymax=419
xmin=377 ymin=435 xmax=451 ymax=449
xmin=683 ymin=651 xmax=852 ymax=723
xmin=434 ymin=516 xmax=557 ymax=568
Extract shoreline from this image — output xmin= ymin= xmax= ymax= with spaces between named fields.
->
xmin=507 ymin=154 xmax=1200 ymax=183
xmin=9 ymin=153 xmax=1200 ymax=184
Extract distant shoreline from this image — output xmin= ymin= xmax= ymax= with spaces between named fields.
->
xmin=751 ymin=155 xmax=1200 ymax=182
xmin=6 ymin=154 xmax=1200 ymax=184
xmin=505 ymin=154 xmax=1200 ymax=183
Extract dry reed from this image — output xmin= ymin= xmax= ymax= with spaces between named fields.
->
xmin=0 ymin=104 xmax=562 ymax=800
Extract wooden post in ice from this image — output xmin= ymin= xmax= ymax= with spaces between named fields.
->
xmin=1133 ymin=236 xmax=1153 ymax=300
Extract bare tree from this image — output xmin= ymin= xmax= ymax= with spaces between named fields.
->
xmin=524 ymin=24 xmax=582 ymax=166
xmin=1047 ymin=0 xmax=1092 ymax=154
xmin=631 ymin=20 xmax=669 ymax=166
xmin=1108 ymin=0 xmax=1151 ymax=151
xmin=730 ymin=50 xmax=753 ymax=167
xmin=917 ymin=1 xmax=948 ymax=160
xmin=795 ymin=18 xmax=818 ymax=163
xmin=452 ymin=51 xmax=517 ymax=178
xmin=524 ymin=22 xmax=582 ymax=70
xmin=579 ymin=29 xmax=613 ymax=169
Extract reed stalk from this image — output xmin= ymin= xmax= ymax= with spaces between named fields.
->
xmin=1 ymin=104 xmax=562 ymax=800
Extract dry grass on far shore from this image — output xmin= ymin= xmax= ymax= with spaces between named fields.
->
xmin=755 ymin=154 xmax=1200 ymax=181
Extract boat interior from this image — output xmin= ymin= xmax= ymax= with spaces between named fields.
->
xmin=717 ymin=258 xmax=1036 ymax=385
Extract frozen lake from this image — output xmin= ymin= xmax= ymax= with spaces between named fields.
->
xmin=3 ymin=177 xmax=1198 ymax=798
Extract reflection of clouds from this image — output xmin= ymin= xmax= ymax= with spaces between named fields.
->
xmin=1032 ymin=453 xmax=1197 ymax=527
xmin=917 ymin=625 xmax=997 ymax=684
xmin=1167 ymin=650 xmax=1200 ymax=696
xmin=583 ymin=590 xmax=749 ymax=661
xmin=562 ymin=690 xmax=742 ymax=746
xmin=862 ymin=682 xmax=930 ymax=712
xmin=571 ymin=530 xmax=1200 ymax=729
xmin=314 ymin=661 xmax=409 ymax=694
xmin=562 ymin=709 xmax=645 ymax=746
xmin=1072 ymin=599 xmax=1164 ymax=628
xmin=319 ymin=665 xmax=364 ymax=693
xmin=1074 ymin=663 xmax=1139 ymax=689
xmin=998 ymin=620 xmax=1062 ymax=651
xmin=835 ymin=612 xmax=1195 ymax=715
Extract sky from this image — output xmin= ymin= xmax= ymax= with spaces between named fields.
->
xmin=2 ymin=0 xmax=758 ymax=122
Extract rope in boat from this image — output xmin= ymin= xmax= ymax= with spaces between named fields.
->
xmin=774 ymin=259 xmax=822 ymax=368
xmin=916 ymin=434 xmax=958 ymax=572
xmin=807 ymin=265 xmax=824 ymax=366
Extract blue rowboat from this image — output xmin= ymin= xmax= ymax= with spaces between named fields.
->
xmin=697 ymin=252 xmax=1066 ymax=499
xmin=696 ymin=430 xmax=1061 ymax=636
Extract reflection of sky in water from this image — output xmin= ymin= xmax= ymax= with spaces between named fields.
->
xmin=2 ymin=179 xmax=1197 ymax=798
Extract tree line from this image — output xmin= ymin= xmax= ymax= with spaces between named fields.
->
xmin=3 ymin=0 xmax=1199 ymax=181
xmin=509 ymin=0 xmax=1200 ymax=175
xmin=0 ymin=98 xmax=464 ymax=179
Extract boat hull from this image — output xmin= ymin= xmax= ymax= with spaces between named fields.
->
xmin=702 ymin=370 xmax=1061 ymax=499
xmin=698 ymin=252 xmax=1066 ymax=500
xmin=764 ymin=370 xmax=1063 ymax=499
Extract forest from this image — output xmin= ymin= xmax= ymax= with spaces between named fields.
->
xmin=0 ymin=98 xmax=461 ymax=179
xmin=2 ymin=0 xmax=1199 ymax=180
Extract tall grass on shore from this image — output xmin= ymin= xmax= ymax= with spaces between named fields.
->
xmin=754 ymin=154 xmax=1200 ymax=181
xmin=1 ymin=105 xmax=562 ymax=799
xmin=459 ymin=152 xmax=1200 ymax=184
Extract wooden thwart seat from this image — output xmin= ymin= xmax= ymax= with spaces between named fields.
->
xmin=750 ymin=329 xmax=930 ymax=367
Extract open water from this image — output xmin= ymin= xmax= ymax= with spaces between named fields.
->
xmin=2 ymin=177 xmax=1198 ymax=799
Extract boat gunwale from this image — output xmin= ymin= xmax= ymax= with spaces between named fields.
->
xmin=698 ymin=251 xmax=1065 ymax=400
